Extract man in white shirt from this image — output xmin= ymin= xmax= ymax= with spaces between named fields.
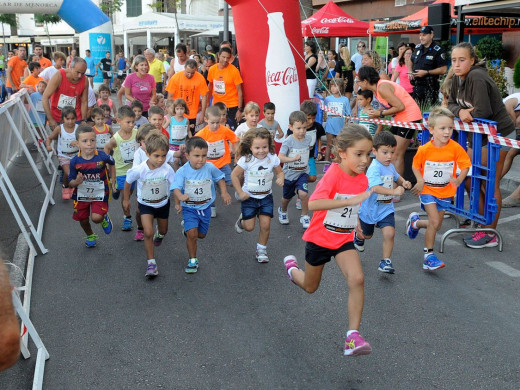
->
xmin=351 ymin=41 xmax=366 ymax=73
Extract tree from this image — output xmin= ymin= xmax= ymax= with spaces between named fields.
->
xmin=476 ymin=36 xmax=504 ymax=61
xmin=0 ymin=14 xmax=17 ymax=57
xmin=99 ymin=0 xmax=124 ymax=18
xmin=35 ymin=14 xmax=61 ymax=52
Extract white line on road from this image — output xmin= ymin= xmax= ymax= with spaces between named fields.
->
xmin=394 ymin=203 xmax=420 ymax=212
xmin=486 ymin=261 xmax=520 ymax=277
xmin=497 ymin=214 xmax=520 ymax=225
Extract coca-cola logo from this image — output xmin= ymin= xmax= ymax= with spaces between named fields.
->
xmin=320 ymin=17 xmax=354 ymax=24
xmin=266 ymin=66 xmax=298 ymax=87
xmin=312 ymin=27 xmax=329 ymax=34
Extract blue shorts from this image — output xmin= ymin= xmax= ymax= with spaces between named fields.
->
xmin=241 ymin=194 xmax=274 ymax=220
xmin=309 ymin=157 xmax=317 ymax=176
xmin=138 ymin=200 xmax=170 ymax=219
xmin=283 ymin=174 xmax=308 ymax=200
xmin=359 ymin=212 xmax=395 ymax=237
xmin=118 ymin=175 xmax=136 ymax=191
xmin=182 ymin=206 xmax=211 ymax=235
xmin=219 ymin=164 xmax=232 ymax=184
xmin=420 ymin=194 xmax=452 ymax=211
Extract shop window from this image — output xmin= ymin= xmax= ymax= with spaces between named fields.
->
xmin=127 ymin=0 xmax=142 ymax=17
xmin=395 ymin=0 xmax=406 ymax=6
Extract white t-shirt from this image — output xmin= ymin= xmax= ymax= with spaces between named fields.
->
xmin=235 ymin=122 xmax=259 ymax=139
xmin=88 ymin=85 xmax=96 ymax=108
xmin=126 ymin=160 xmax=175 ymax=208
xmin=132 ymin=147 xmax=175 ymax=168
xmin=173 ymin=57 xmax=186 ymax=73
xmin=503 ymin=93 xmax=520 ymax=111
xmin=237 ymin=153 xmax=280 ymax=199
xmin=40 ymin=66 xmax=59 ymax=82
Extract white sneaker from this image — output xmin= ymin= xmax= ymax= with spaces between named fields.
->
xmin=300 ymin=215 xmax=311 ymax=229
xmin=256 ymin=248 xmax=269 ymax=263
xmin=235 ymin=214 xmax=244 ymax=234
xmin=295 ymin=198 xmax=302 ymax=210
xmin=278 ymin=207 xmax=289 ymax=225
xmin=211 ymin=206 xmax=217 ymax=218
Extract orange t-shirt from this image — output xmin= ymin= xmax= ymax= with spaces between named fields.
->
xmin=165 ymin=71 xmax=209 ymax=120
xmin=22 ymin=74 xmax=44 ymax=91
xmin=195 ymin=125 xmax=239 ymax=168
xmin=207 ymin=64 xmax=243 ymax=108
xmin=39 ymin=57 xmax=52 ymax=69
xmin=375 ymin=80 xmax=422 ymax=123
xmin=412 ymin=139 xmax=471 ymax=198
xmin=6 ymin=56 xmax=27 ymax=89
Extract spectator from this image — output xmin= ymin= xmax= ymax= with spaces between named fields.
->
xmin=304 ymin=41 xmax=318 ymax=98
xmin=168 ymin=43 xmax=188 ymax=78
xmin=6 ymin=46 xmax=27 ymax=94
xmin=33 ymin=44 xmax=51 ymax=69
xmin=66 ymin=48 xmax=77 ymax=69
xmin=123 ymin=55 xmax=156 ymax=117
xmin=220 ymin=40 xmax=239 ymax=70
xmin=351 ymin=41 xmax=366 ymax=73
xmin=391 ymin=46 xmax=414 ymax=94
xmin=144 ymin=48 xmax=165 ymax=94
xmin=84 ymin=49 xmax=97 ymax=88
xmin=335 ymin=46 xmax=355 ymax=99
xmin=97 ymin=51 xmax=114 ymax=88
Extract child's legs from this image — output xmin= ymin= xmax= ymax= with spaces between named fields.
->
xmin=325 ymin=133 xmax=335 ymax=161
xmin=79 ymin=219 xmax=94 ymax=236
xmin=422 ymin=204 xmax=444 ymax=250
xmin=73 ymin=201 xmax=93 ymax=235
xmin=140 ymin=213 xmax=155 ymax=260
xmin=156 ymin=218 xmax=168 ymax=236
xmin=335 ymin=249 xmax=365 ymax=331
xmin=296 ymin=174 xmax=309 ymax=215
xmin=186 ymin=228 xmax=202 ymax=258
xmin=90 ymin=201 xmax=108 ymax=225
xmin=61 ymin=162 xmax=71 ymax=186
xmin=281 ymin=179 xmax=297 ymax=211
xmin=135 ymin=207 xmax=142 ymax=229
xmin=308 ymin=157 xmax=317 ymax=183
xmin=240 ymin=197 xmax=258 ymax=232
xmin=291 ymin=262 xmax=324 ymax=294
xmin=183 ymin=207 xmax=210 ymax=258
xmin=258 ymin=215 xmax=271 ymax=246
xmin=381 ymin=226 xmax=395 ymax=259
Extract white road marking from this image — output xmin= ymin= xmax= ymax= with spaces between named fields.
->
xmin=497 ymin=214 xmax=520 ymax=225
xmin=486 ymin=261 xmax=520 ymax=277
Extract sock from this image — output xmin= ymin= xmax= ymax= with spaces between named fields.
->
xmin=412 ymin=220 xmax=418 ymax=230
xmin=147 ymin=259 xmax=156 ymax=265
xmin=189 ymin=257 xmax=198 ymax=263
xmin=423 ymin=248 xmax=433 ymax=259
xmin=257 ymin=243 xmax=266 ymax=251
xmin=384 ymin=257 xmax=391 ymax=261
xmin=346 ymin=330 xmax=359 ymax=337
xmin=125 ymin=215 xmax=132 ymax=220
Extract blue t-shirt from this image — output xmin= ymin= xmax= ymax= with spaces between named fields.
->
xmin=324 ymin=95 xmax=351 ymax=135
xmin=118 ymin=58 xmax=127 ymax=71
xmin=85 ymin=56 xmax=96 ymax=76
xmin=29 ymin=91 xmax=46 ymax=124
xmin=359 ymin=159 xmax=400 ymax=224
xmin=168 ymin=116 xmax=189 ymax=145
xmin=172 ymin=162 xmax=224 ymax=210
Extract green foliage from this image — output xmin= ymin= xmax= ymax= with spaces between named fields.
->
xmin=476 ymin=36 xmax=503 ymax=60
xmin=0 ymin=14 xmax=17 ymax=27
xmin=34 ymin=14 xmax=61 ymax=25
xmin=514 ymin=57 xmax=520 ymax=89
xmin=149 ymin=0 xmax=180 ymax=12
xmin=487 ymin=59 xmax=508 ymax=98
xmin=100 ymin=0 xmax=124 ymax=17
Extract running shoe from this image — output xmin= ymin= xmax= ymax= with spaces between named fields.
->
xmin=145 ymin=262 xmax=158 ymax=277
xmin=85 ymin=233 xmax=98 ymax=248
xmin=423 ymin=253 xmax=445 ymax=270
xmin=406 ymin=212 xmax=420 ymax=239
xmin=300 ymin=215 xmax=311 ymax=229
xmin=235 ymin=214 xmax=244 ymax=234
xmin=354 ymin=233 xmax=365 ymax=252
xmin=378 ymin=259 xmax=395 ymax=274
xmin=295 ymin=198 xmax=302 ymax=210
xmin=122 ymin=217 xmax=132 ymax=231
xmin=278 ymin=207 xmax=289 ymax=225
xmin=153 ymin=230 xmax=165 ymax=247
xmin=211 ymin=207 xmax=217 ymax=218
xmin=463 ymin=232 xmax=498 ymax=249
xmin=100 ymin=214 xmax=112 ymax=235
xmin=185 ymin=258 xmax=199 ymax=273
xmin=283 ymin=255 xmax=299 ymax=284
xmin=134 ymin=229 xmax=144 ymax=241
xmin=344 ymin=331 xmax=372 ymax=356
xmin=256 ymin=248 xmax=269 ymax=263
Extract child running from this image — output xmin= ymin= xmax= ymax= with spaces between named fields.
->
xmin=283 ymin=124 xmax=373 ymax=356
xmin=214 ymin=102 xmax=232 ymax=129
xmin=45 ymin=105 xmax=79 ymax=199
xmin=234 ymin=101 xmax=260 ymax=139
xmin=324 ymin=79 xmax=351 ymax=164
xmin=355 ymin=131 xmax=412 ymax=273
xmin=131 ymin=100 xmax=149 ymax=128
xmin=100 ymin=103 xmax=113 ymax=126
xmin=91 ymin=107 xmax=114 ymax=152
xmin=406 ymin=106 xmax=471 ymax=270
xmin=172 ymin=136 xmax=231 ymax=273
xmin=231 ymin=128 xmax=284 ymax=263
xmin=298 ymin=101 xmax=325 ymax=184
xmin=124 ymin=132 xmax=175 ymax=278
xmin=148 ymin=105 xmax=170 ymax=138
xmin=259 ymin=102 xmax=285 ymax=154
xmin=165 ymin=98 xmax=190 ymax=170
xmin=68 ymin=125 xmax=115 ymax=247
xmin=356 ymin=90 xmax=378 ymax=137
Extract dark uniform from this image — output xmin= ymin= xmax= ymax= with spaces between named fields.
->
xmin=411 ymin=42 xmax=447 ymax=107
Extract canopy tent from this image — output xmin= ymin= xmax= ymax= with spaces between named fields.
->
xmin=301 ymin=1 xmax=369 ymax=37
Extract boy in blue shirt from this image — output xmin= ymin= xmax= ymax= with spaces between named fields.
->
xmin=323 ymin=79 xmax=351 ymax=164
xmin=356 ymin=131 xmax=412 ymax=273
xmin=29 ymin=80 xmax=47 ymax=135
xmin=173 ymin=136 xmax=231 ymax=273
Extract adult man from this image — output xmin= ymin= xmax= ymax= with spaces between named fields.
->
xmin=97 ymin=51 xmax=113 ymax=87
xmin=6 ymin=46 xmax=27 ymax=94
xmin=219 ymin=41 xmax=239 ymax=70
xmin=42 ymin=57 xmax=88 ymax=129
xmin=200 ymin=54 xmax=215 ymax=82
xmin=411 ymin=26 xmax=447 ymax=107
xmin=160 ymin=52 xmax=170 ymax=75
xmin=114 ymin=51 xmax=129 ymax=91
xmin=165 ymin=59 xmax=208 ymax=133
xmin=33 ymin=44 xmax=52 ymax=69
xmin=0 ymin=259 xmax=19 ymax=372
xmin=351 ymin=41 xmax=366 ymax=73
xmin=168 ymin=43 xmax=188 ymax=78
xmin=84 ymin=49 xmax=97 ymax=88
xmin=207 ymin=46 xmax=243 ymax=128
xmin=145 ymin=48 xmax=165 ymax=94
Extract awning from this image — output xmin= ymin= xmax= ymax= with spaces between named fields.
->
xmin=39 ymin=37 xmax=74 ymax=46
xmin=0 ymin=36 xmax=31 ymax=44
xmin=191 ymin=25 xmax=236 ymax=38
xmin=301 ymin=1 xmax=369 ymax=37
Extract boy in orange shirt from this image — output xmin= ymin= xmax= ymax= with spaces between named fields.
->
xmin=406 ymin=106 xmax=471 ymax=270
xmin=20 ymin=62 xmax=44 ymax=94
xmin=195 ymin=104 xmax=239 ymax=217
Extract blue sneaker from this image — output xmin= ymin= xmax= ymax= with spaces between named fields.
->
xmin=378 ymin=259 xmax=395 ymax=274
xmin=354 ymin=233 xmax=365 ymax=252
xmin=145 ymin=262 xmax=158 ymax=277
xmin=423 ymin=253 xmax=445 ymax=270
xmin=100 ymin=214 xmax=112 ymax=234
xmin=406 ymin=212 xmax=420 ymax=239
xmin=85 ymin=234 xmax=98 ymax=248
xmin=122 ymin=217 xmax=132 ymax=231
xmin=185 ymin=258 xmax=199 ymax=274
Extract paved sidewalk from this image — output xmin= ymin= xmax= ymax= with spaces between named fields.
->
xmin=501 ymin=154 xmax=520 ymax=193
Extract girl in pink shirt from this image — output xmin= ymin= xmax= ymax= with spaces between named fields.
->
xmin=391 ymin=46 xmax=414 ymax=94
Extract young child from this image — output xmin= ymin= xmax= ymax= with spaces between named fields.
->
xmin=165 ymin=98 xmax=190 ymax=169
xmin=148 ymin=105 xmax=170 ymax=139
xmin=133 ymin=124 xmax=178 ymax=169
xmin=29 ymin=80 xmax=47 ymax=133
xmin=45 ymin=106 xmax=79 ymax=199
xmin=231 ymin=128 xmax=284 ymax=263
xmin=100 ymin=103 xmax=113 ymax=126
xmin=172 ymin=136 xmax=232 ymax=273
xmin=298 ymin=100 xmax=325 ymax=184
xmin=195 ymin=105 xmax=239 ymax=217
xmin=259 ymin=102 xmax=285 ymax=154
xmin=20 ymin=62 xmax=43 ymax=94
xmin=356 ymin=131 xmax=412 ymax=273
xmin=356 ymin=90 xmax=378 ymax=137
xmin=278 ymin=110 xmax=314 ymax=228
xmin=406 ymin=106 xmax=471 ymax=270
xmin=234 ymin=101 xmax=260 ymax=139
xmin=131 ymin=100 xmax=149 ymax=128
xmin=91 ymin=107 xmax=114 ymax=152
xmin=68 ymin=125 xmax=115 ymax=247
xmin=124 ymin=132 xmax=175 ymax=278
xmin=97 ymin=84 xmax=116 ymax=117
xmin=324 ymin=79 xmax=351 ymax=163
xmin=214 ymin=102 xmax=232 ymax=129
xmin=155 ymin=93 xmax=165 ymax=111
xmin=104 ymin=105 xmax=139 ymax=231
xmin=283 ymin=124 xmax=374 ymax=357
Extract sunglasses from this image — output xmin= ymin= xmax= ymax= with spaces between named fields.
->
xmin=358 ymin=45 xmax=366 ymax=48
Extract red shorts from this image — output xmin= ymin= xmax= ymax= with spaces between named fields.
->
xmin=73 ymin=200 xmax=108 ymax=221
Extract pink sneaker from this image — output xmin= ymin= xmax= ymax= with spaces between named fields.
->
xmin=344 ymin=331 xmax=372 ymax=356
xmin=283 ymin=255 xmax=300 ymax=284
xmin=134 ymin=229 xmax=144 ymax=241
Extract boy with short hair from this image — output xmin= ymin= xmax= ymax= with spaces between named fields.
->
xmin=295 ymin=100 xmax=325 ymax=183
xmin=124 ymin=132 xmax=175 ymax=278
xmin=29 ymin=80 xmax=47 ymax=132
xmin=259 ymin=101 xmax=284 ymax=143
xmin=173 ymin=136 xmax=231 ymax=273
xmin=39 ymin=51 xmax=66 ymax=82
xmin=278 ymin=110 xmax=314 ymax=229
xmin=20 ymin=62 xmax=43 ymax=94
xmin=356 ymin=90 xmax=378 ymax=136
xmin=131 ymin=100 xmax=149 ymax=128
xmin=148 ymin=105 xmax=169 ymax=138
xmin=195 ymin=105 xmax=239 ymax=217
xmin=356 ymin=131 xmax=412 ymax=273
xmin=68 ymin=125 xmax=115 ymax=248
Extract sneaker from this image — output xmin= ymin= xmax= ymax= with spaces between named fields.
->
xmin=153 ymin=230 xmax=165 ymax=247
xmin=61 ymin=186 xmax=73 ymax=200
xmin=112 ymin=189 xmax=120 ymax=200
xmin=278 ymin=207 xmax=289 ymax=225
xmin=185 ymin=258 xmax=199 ymax=273
xmin=295 ymin=198 xmax=302 ymax=210
xmin=378 ymin=259 xmax=395 ymax=274
xmin=459 ymin=218 xmax=472 ymax=228
xmin=256 ymin=248 xmax=269 ymax=263
xmin=323 ymin=163 xmax=331 ymax=173
xmin=100 ymin=214 xmax=112 ymax=235
xmin=406 ymin=212 xmax=420 ymax=239
xmin=283 ymin=255 xmax=300 ymax=284
xmin=134 ymin=229 xmax=144 ymax=241
xmin=211 ymin=206 xmax=217 ymax=218
xmin=353 ymin=233 xmax=365 ymax=252
xmin=463 ymin=232 xmax=498 ymax=249
xmin=235 ymin=214 xmax=244 ymax=234
xmin=300 ymin=215 xmax=311 ymax=229
xmin=122 ymin=217 xmax=132 ymax=231
xmin=502 ymin=196 xmax=520 ymax=208
xmin=145 ymin=262 xmax=158 ymax=277
xmin=85 ymin=233 xmax=98 ymax=248
xmin=344 ymin=332 xmax=372 ymax=356
xmin=423 ymin=253 xmax=445 ymax=270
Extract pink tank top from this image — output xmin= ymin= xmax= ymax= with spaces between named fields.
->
xmin=375 ymin=80 xmax=421 ymax=123
xmin=50 ymin=68 xmax=86 ymax=122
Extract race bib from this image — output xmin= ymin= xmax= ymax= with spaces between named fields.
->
xmin=170 ymin=124 xmax=188 ymax=142
xmin=377 ymin=175 xmax=394 ymax=203
xmin=207 ymin=140 xmax=225 ymax=160
xmin=307 ymin=130 xmax=317 ymax=148
xmin=327 ymin=101 xmax=343 ymax=116
xmin=423 ymin=160 xmax=453 ymax=188
xmin=107 ymin=71 xmax=112 ymax=77
xmin=141 ymin=178 xmax=169 ymax=204
xmin=61 ymin=137 xmax=78 ymax=155
xmin=214 ymin=79 xmax=225 ymax=95
xmin=247 ymin=170 xmax=273 ymax=195
xmin=118 ymin=70 xmax=123 ymax=76
xmin=323 ymin=194 xmax=359 ymax=234
xmin=184 ymin=179 xmax=212 ymax=205
xmin=286 ymin=147 xmax=309 ymax=171
xmin=57 ymin=94 xmax=76 ymax=110
xmin=119 ymin=140 xmax=139 ymax=164
xmin=77 ymin=180 xmax=104 ymax=201
xmin=96 ymin=133 xmax=111 ymax=149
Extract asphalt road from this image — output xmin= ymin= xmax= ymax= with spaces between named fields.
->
xmin=1 ymin=166 xmax=520 ymax=389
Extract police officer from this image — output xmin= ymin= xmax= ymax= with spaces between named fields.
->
xmin=411 ymin=26 xmax=447 ymax=107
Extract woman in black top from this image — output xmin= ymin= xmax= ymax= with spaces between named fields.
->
xmin=335 ymin=46 xmax=356 ymax=99
xmin=304 ymin=41 xmax=318 ymax=98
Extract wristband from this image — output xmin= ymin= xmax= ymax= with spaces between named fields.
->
xmin=380 ymin=110 xmax=385 ymax=118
